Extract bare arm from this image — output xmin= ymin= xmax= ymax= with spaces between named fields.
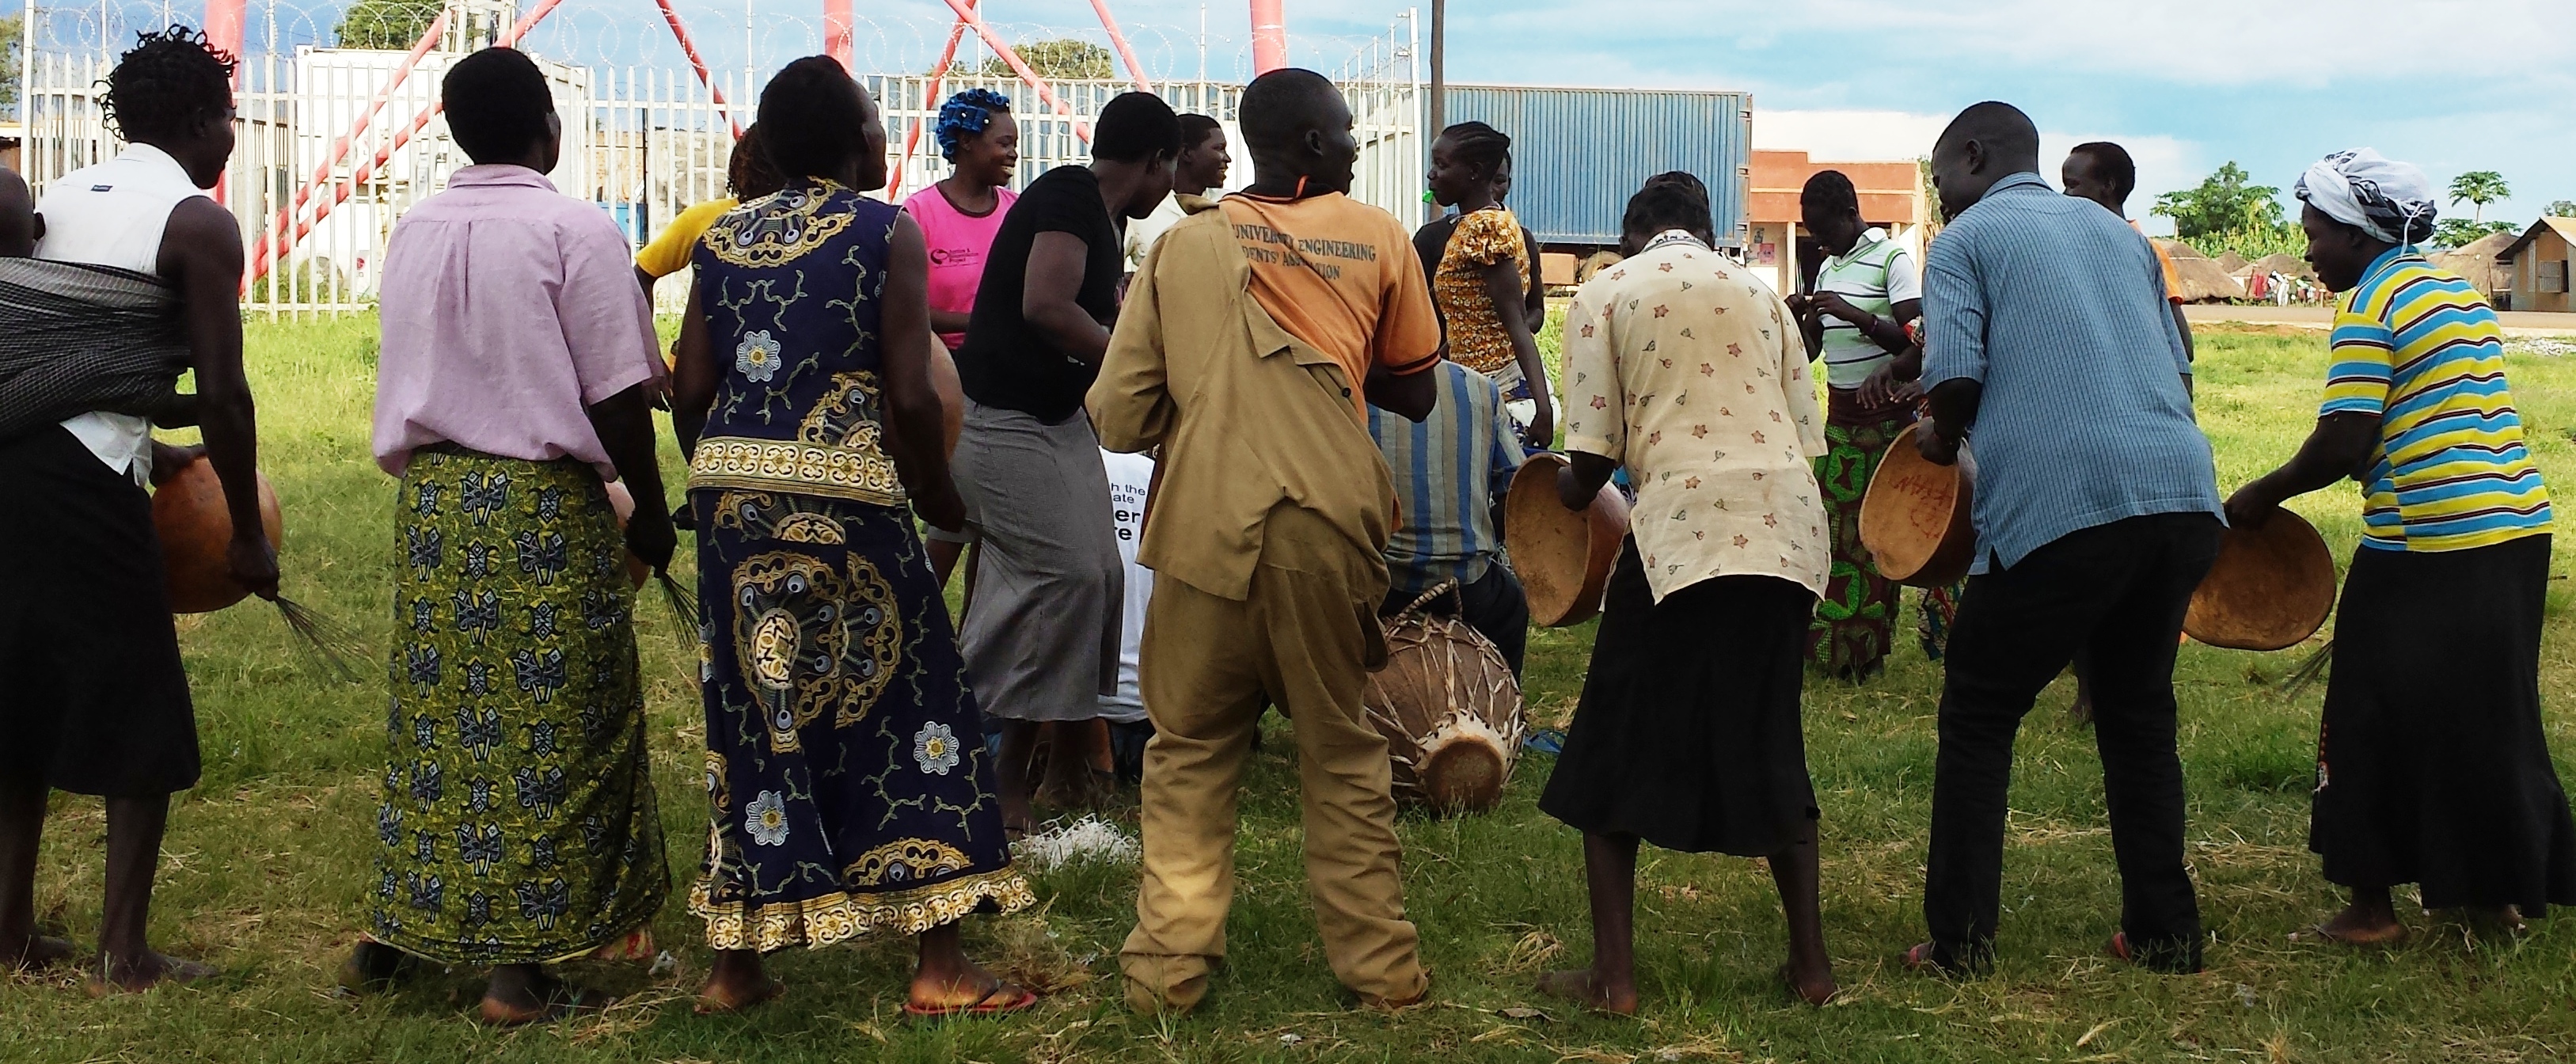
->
xmin=2224 ymin=412 xmax=2379 ymax=528
xmin=929 ymin=306 xmax=974 ymax=339
xmin=1917 ymin=378 xmax=1981 ymax=466
xmin=584 ymin=385 xmax=674 ymax=572
xmin=1366 ymin=363 xmax=1437 ymax=422
xmin=158 ymin=196 xmax=276 ymax=598
xmin=670 ymin=279 xmax=717 ymax=458
xmin=1482 ymin=257 xmax=1552 ymax=445
xmin=1557 ymin=450 xmax=1617 ymax=511
xmin=882 ymin=215 xmax=967 ymax=532
xmin=1023 ymin=230 xmax=1112 ymax=365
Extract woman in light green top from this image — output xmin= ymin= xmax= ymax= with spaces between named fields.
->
xmin=1783 ymin=169 xmax=1947 ymax=681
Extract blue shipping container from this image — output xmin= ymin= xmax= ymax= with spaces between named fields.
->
xmin=1442 ymin=85 xmax=1751 ymax=249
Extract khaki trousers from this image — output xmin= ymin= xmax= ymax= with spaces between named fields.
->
xmin=1120 ymin=505 xmax=1427 ymax=1013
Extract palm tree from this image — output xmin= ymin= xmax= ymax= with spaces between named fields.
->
xmin=2449 ymin=171 xmax=2510 ymax=224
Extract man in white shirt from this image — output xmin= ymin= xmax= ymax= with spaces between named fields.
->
xmin=0 ymin=28 xmax=272 ymax=992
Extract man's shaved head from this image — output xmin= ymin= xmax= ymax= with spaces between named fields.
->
xmin=1929 ymin=101 xmax=2041 ymax=222
xmin=1238 ymin=68 xmax=1343 ymax=154
xmin=1237 ymin=67 xmax=1358 ymax=197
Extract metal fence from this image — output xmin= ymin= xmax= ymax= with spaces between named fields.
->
xmin=17 ymin=1 xmax=1427 ymax=317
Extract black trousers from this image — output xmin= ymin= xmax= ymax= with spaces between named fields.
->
xmin=1381 ymin=560 xmax=1529 ymax=678
xmin=1924 ymin=511 xmax=2221 ymax=973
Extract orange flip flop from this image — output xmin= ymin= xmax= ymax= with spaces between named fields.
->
xmin=904 ymin=981 xmax=1040 ymax=1019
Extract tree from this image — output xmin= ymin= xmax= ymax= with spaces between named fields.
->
xmin=2433 ymin=218 xmax=2514 ymax=249
xmin=978 ymin=39 xmax=1112 ymax=80
xmin=2545 ymin=200 xmax=2576 ymax=219
xmin=2151 ymin=162 xmax=2287 ymax=241
xmin=336 ymin=0 xmax=443 ymax=50
xmin=0 ymin=15 xmax=21 ymax=116
xmin=2447 ymin=170 xmax=2509 ymax=225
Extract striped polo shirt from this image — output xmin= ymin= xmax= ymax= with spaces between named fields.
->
xmin=1812 ymin=228 xmax=1921 ymax=388
xmin=2320 ymin=249 xmax=2551 ymax=552
xmin=1367 ymin=360 xmax=1528 ymax=595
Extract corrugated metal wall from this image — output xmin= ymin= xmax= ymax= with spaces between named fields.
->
xmin=1445 ymin=85 xmax=1752 ymax=249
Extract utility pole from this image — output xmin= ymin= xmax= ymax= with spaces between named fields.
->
xmin=1427 ymin=0 xmax=1444 ymax=137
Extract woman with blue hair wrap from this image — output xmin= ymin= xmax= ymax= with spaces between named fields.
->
xmin=902 ymin=88 xmax=1019 ymax=353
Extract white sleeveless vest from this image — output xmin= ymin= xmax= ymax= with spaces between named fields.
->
xmin=34 ymin=144 xmax=211 ymax=483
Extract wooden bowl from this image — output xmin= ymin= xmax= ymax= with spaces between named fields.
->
xmin=603 ymin=480 xmax=650 ymax=588
xmin=1859 ymin=422 xmax=1978 ymax=588
xmin=154 ymin=456 xmax=283 ymax=614
xmin=2185 ymin=509 xmax=2337 ymax=651
xmin=929 ymin=333 xmax=965 ymax=460
xmin=1504 ymin=452 xmax=1630 ymax=628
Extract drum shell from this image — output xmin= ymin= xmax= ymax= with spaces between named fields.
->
xmin=1362 ymin=599 xmax=1524 ymax=814
xmin=2184 ymin=508 xmax=2337 ymax=651
xmin=1504 ymin=452 xmax=1630 ymax=627
xmin=1859 ymin=422 xmax=1977 ymax=588
xmin=154 ymin=457 xmax=283 ymax=614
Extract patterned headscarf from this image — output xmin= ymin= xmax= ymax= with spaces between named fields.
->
xmin=934 ymin=88 xmax=1012 ymax=162
xmin=2295 ymin=148 xmax=2437 ymax=246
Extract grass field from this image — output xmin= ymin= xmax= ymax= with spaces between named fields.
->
xmin=9 ymin=317 xmax=2576 ymax=1063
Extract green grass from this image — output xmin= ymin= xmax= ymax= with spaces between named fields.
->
xmin=10 ymin=318 xmax=2576 ymax=1062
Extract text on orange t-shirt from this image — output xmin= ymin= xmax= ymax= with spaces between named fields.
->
xmin=1218 ymin=192 xmax=1442 ymax=416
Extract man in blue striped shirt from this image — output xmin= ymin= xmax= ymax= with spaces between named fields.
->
xmin=1368 ymin=359 xmax=1529 ymax=674
xmin=1905 ymin=102 xmax=2224 ymax=978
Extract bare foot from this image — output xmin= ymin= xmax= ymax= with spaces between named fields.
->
xmin=909 ymin=959 xmax=1032 ymax=1013
xmin=1777 ymin=960 xmax=1836 ymax=1005
xmin=2 ymin=933 xmax=74 ymax=971
xmin=2293 ymin=901 xmax=2407 ymax=945
xmin=2458 ymin=905 xmax=2529 ymax=940
xmin=695 ymin=949 xmax=785 ymax=1015
xmin=86 ymin=951 xmax=215 ymax=994
xmin=1534 ymin=968 xmax=1636 ymax=1016
xmin=481 ymin=965 xmax=614 ymax=1026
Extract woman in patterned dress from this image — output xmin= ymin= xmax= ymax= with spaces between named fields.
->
xmin=670 ymin=57 xmax=1035 ymax=1016
xmin=1416 ymin=121 xmax=1551 ymax=448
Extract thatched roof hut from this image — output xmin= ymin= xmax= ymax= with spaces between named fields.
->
xmin=2151 ymin=239 xmax=2248 ymax=302
xmin=2215 ymin=251 xmax=2249 ymax=272
xmin=2433 ymin=231 xmax=2516 ymax=297
xmin=2247 ymin=253 xmax=2312 ymax=279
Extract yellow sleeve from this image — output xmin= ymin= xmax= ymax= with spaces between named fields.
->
xmin=1449 ymin=207 xmax=1524 ymax=267
xmin=634 ymin=198 xmax=736 ymax=279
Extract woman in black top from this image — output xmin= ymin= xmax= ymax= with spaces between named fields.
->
xmin=929 ymin=92 xmax=1180 ymax=833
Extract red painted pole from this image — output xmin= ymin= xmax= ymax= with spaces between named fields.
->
xmin=891 ymin=3 xmax=976 ymax=201
xmin=204 ymin=0 xmax=248 ymax=205
xmin=936 ymin=0 xmax=1091 ymax=143
xmin=655 ymin=0 xmax=744 ymax=137
xmin=1250 ymin=0 xmax=1288 ymax=74
xmin=245 ymin=7 xmax=450 ymax=291
xmin=824 ymin=0 xmax=854 ymax=72
xmin=1086 ymin=0 xmax=1153 ymax=94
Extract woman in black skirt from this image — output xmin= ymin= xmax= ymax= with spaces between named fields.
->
xmin=2228 ymin=150 xmax=2576 ymax=942
xmin=1536 ymin=175 xmax=1836 ymax=1010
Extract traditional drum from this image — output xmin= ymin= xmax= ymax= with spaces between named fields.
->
xmin=602 ymin=479 xmax=651 ymax=588
xmin=1859 ymin=422 xmax=1977 ymax=588
xmin=2184 ymin=508 xmax=2337 ymax=651
xmin=153 ymin=455 xmax=283 ymax=614
xmin=1362 ymin=583 xmax=1524 ymax=814
xmin=1505 ymin=452 xmax=1630 ymax=627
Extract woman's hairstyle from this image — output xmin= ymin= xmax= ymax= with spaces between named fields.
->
xmin=1440 ymin=120 xmax=1511 ymax=179
xmin=758 ymin=56 xmax=868 ymax=182
xmin=1624 ymin=170 xmax=1712 ymax=238
xmin=1799 ymin=169 xmax=1860 ymax=218
xmin=934 ymin=88 xmax=1012 ymax=162
xmin=1092 ymin=91 xmax=1182 ymax=164
xmin=1178 ymin=113 xmax=1224 ymax=152
xmin=727 ymin=122 xmax=785 ymax=200
xmin=441 ymin=48 xmax=554 ymax=165
xmin=102 ymin=25 xmax=237 ymax=144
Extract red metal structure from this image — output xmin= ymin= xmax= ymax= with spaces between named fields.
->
xmin=1250 ymin=0 xmax=1288 ymax=74
xmin=823 ymin=0 xmax=854 ymax=70
xmin=653 ymin=0 xmax=745 ymax=136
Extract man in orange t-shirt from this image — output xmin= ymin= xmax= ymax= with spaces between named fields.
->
xmin=1090 ymin=68 xmax=1441 ymax=1016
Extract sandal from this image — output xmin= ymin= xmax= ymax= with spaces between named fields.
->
xmin=904 ymin=980 xmax=1039 ymax=1018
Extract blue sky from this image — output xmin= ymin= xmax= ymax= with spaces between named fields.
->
xmin=907 ymin=0 xmax=2576 ymax=234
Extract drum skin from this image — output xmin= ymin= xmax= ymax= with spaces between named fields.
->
xmin=154 ymin=456 xmax=283 ymax=614
xmin=1505 ymin=452 xmax=1630 ymax=628
xmin=1362 ymin=587 xmax=1525 ymax=815
xmin=1860 ymin=422 xmax=1978 ymax=589
xmin=2184 ymin=508 xmax=2337 ymax=652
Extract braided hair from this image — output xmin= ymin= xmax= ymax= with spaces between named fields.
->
xmin=1440 ymin=120 xmax=1510 ymax=180
xmin=101 ymin=25 xmax=237 ymax=144
xmin=727 ymin=122 xmax=785 ymax=200
xmin=933 ymin=88 xmax=1011 ymax=162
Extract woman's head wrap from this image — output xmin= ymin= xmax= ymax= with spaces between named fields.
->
xmin=2295 ymin=149 xmax=2437 ymax=246
xmin=934 ymin=88 xmax=1012 ymax=162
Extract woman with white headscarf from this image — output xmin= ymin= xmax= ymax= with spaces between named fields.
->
xmin=2225 ymin=149 xmax=2576 ymax=944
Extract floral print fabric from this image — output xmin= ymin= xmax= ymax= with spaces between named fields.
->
xmin=1559 ymin=232 xmax=1830 ymax=603
xmin=690 ymin=492 xmax=1032 ymax=951
xmin=1806 ymin=397 xmax=1962 ymax=678
xmin=369 ymin=449 xmax=669 ymax=965
xmin=1434 ymin=206 xmax=1533 ymax=378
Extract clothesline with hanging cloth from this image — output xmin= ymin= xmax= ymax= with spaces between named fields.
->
xmin=0 ymin=259 xmax=192 ymax=443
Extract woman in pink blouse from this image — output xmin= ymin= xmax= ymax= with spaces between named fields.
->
xmin=901 ymin=88 xmax=1019 ymax=352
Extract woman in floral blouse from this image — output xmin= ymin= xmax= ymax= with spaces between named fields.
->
xmin=1418 ymin=121 xmax=1551 ymax=446
xmin=1535 ymin=173 xmax=1837 ymax=1012
xmin=668 ymin=58 xmax=1034 ymax=1017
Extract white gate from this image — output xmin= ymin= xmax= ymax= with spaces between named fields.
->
xmin=17 ymin=1 xmax=1425 ymax=317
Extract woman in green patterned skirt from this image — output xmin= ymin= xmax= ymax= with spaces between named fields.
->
xmin=348 ymin=48 xmax=678 ymax=1024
